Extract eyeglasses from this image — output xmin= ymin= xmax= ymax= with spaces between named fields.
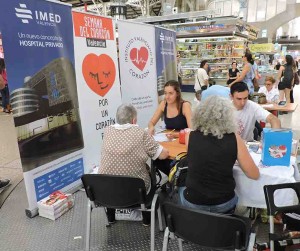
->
xmin=265 ymin=83 xmax=272 ymax=86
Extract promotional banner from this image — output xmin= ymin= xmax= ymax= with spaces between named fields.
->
xmin=118 ymin=20 xmax=158 ymax=128
xmin=0 ymin=0 xmax=84 ymax=215
xmin=155 ymin=27 xmax=177 ymax=96
xmin=72 ymin=11 xmax=122 ymax=173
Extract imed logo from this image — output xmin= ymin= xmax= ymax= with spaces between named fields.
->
xmin=15 ymin=3 xmax=33 ymax=24
xmin=15 ymin=3 xmax=61 ymax=26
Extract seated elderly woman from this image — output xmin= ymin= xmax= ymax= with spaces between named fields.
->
xmin=179 ymin=96 xmax=259 ymax=213
xmin=99 ymin=104 xmax=169 ymax=225
xmin=258 ymin=76 xmax=279 ymax=103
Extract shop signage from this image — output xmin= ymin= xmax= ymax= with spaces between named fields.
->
xmin=244 ymin=24 xmax=259 ymax=40
xmin=249 ymin=43 xmax=275 ymax=53
xmin=175 ymin=23 xmax=236 ymax=37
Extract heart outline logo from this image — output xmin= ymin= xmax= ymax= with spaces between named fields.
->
xmin=82 ymin=53 xmax=116 ymax=97
xmin=130 ymin=47 xmax=148 ymax=71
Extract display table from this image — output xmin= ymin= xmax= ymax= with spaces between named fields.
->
xmin=159 ymin=138 xmax=186 ymax=159
xmin=159 ymin=139 xmax=300 ymax=208
xmin=234 ymin=151 xmax=300 ymax=208
xmin=260 ymin=103 xmax=298 ymax=113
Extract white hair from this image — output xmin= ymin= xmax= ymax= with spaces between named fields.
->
xmin=116 ymin=104 xmax=137 ymax=124
xmin=192 ymin=96 xmax=236 ymax=139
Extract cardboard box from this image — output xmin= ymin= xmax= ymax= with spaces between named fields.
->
xmin=261 ymin=128 xmax=293 ymax=166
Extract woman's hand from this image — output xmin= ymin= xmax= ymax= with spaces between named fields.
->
xmin=148 ymin=126 xmax=155 ymax=135
xmin=166 ymin=131 xmax=179 ymax=140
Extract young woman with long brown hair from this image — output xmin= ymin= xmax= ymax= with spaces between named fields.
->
xmin=148 ymin=80 xmax=192 ymax=139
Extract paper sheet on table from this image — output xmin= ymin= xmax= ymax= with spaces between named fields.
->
xmin=144 ymin=127 xmax=165 ymax=134
xmin=154 ymin=128 xmax=165 ymax=134
xmin=261 ymin=104 xmax=274 ymax=108
xmin=153 ymin=133 xmax=170 ymax=142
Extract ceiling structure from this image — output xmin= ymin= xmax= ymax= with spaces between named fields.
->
xmin=58 ymin=0 xmax=162 ymax=19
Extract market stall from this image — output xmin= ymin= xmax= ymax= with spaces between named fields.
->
xmin=171 ymin=19 xmax=259 ymax=91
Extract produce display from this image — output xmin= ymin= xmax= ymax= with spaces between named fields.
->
xmin=177 ymin=37 xmax=247 ymax=85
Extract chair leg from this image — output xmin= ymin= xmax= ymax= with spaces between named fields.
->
xmin=269 ymin=216 xmax=275 ymax=251
xmin=150 ymin=194 xmax=159 ymax=251
xmin=157 ymin=204 xmax=164 ymax=231
xmin=247 ymin=232 xmax=256 ymax=251
xmin=151 ymin=206 xmax=155 ymax=251
xmin=162 ymin=227 xmax=170 ymax=251
xmin=178 ymin=238 xmax=183 ymax=251
xmin=86 ymin=200 xmax=92 ymax=251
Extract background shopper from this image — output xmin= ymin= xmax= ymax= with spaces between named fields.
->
xmin=229 ymin=53 xmax=255 ymax=94
xmin=227 ymin=61 xmax=240 ymax=86
xmin=277 ymin=55 xmax=295 ymax=104
xmin=0 ymin=58 xmax=11 ymax=113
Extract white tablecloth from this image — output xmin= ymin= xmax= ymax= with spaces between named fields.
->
xmin=233 ymin=152 xmax=300 ymax=208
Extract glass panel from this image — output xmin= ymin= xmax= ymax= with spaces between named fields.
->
xmin=276 ymin=27 xmax=283 ymax=39
xmin=222 ymin=1 xmax=232 ymax=16
xmin=293 ymin=17 xmax=300 ymax=38
xmin=266 ymin=0 xmax=276 ymax=20
xmin=232 ymin=0 xmax=240 ymax=16
xmin=215 ymin=2 xmax=223 ymax=15
xmin=247 ymin=0 xmax=258 ymax=22
xmin=276 ymin=0 xmax=286 ymax=14
xmin=256 ymin=0 xmax=267 ymax=21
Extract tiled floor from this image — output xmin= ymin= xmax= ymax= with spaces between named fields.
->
xmin=0 ymin=85 xmax=300 ymax=250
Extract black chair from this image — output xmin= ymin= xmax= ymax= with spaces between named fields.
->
xmin=162 ymin=202 xmax=253 ymax=251
xmin=264 ymin=182 xmax=300 ymax=251
xmin=81 ymin=174 xmax=163 ymax=251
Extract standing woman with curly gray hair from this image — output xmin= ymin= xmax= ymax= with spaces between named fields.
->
xmin=179 ymin=96 xmax=259 ymax=213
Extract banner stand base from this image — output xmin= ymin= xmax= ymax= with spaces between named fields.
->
xmin=25 ymin=208 xmax=39 ymax=218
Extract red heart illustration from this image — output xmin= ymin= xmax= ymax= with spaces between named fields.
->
xmin=130 ymin=47 xmax=148 ymax=71
xmin=82 ymin=53 xmax=116 ymax=97
xmin=279 ymin=145 xmax=286 ymax=151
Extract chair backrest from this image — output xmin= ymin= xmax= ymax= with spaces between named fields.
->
xmin=81 ymin=174 xmax=146 ymax=208
xmin=264 ymin=182 xmax=300 ymax=216
xmin=163 ymin=202 xmax=250 ymax=250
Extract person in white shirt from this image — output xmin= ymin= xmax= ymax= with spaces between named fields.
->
xmin=230 ymin=82 xmax=281 ymax=141
xmin=258 ymin=76 xmax=279 ymax=103
xmin=194 ymin=60 xmax=209 ymax=91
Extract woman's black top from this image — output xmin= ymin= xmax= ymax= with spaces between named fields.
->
xmin=227 ymin=68 xmax=240 ymax=85
xmin=184 ymin=131 xmax=237 ymax=205
xmin=164 ymin=101 xmax=188 ymax=130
